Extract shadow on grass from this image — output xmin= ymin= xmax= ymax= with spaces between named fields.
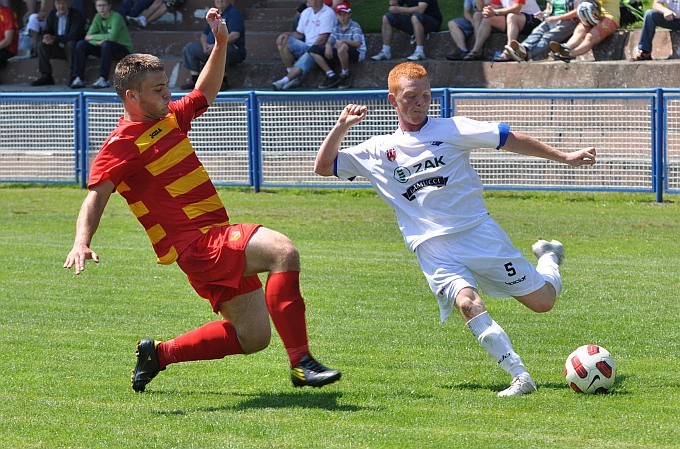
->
xmin=153 ymin=391 xmax=370 ymax=416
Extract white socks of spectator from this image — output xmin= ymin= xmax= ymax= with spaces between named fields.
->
xmin=340 ymin=69 xmax=349 ymax=76
xmin=382 ymin=45 xmax=392 ymax=58
xmin=536 ymin=253 xmax=563 ymax=295
xmin=466 ymin=311 xmax=527 ymax=378
xmin=415 ymin=45 xmax=425 ymax=55
xmin=326 ymin=70 xmax=336 ymax=78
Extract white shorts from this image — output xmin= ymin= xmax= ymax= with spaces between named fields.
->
xmin=415 ymin=217 xmax=546 ymax=322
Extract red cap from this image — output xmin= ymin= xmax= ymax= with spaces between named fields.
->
xmin=335 ymin=2 xmax=351 ymax=13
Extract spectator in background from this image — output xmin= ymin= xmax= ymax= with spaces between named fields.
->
xmin=128 ymin=0 xmax=184 ymax=28
xmin=22 ymin=0 xmax=47 ymax=25
xmin=0 ymin=2 xmax=19 ymax=67
xmin=463 ymin=0 xmax=541 ymax=61
xmin=505 ymin=0 xmax=578 ymax=62
xmin=30 ymin=0 xmax=85 ymax=86
xmin=549 ymin=0 xmax=620 ymax=61
xmin=71 ymin=0 xmax=132 ymax=88
xmin=180 ymin=0 xmax=244 ymax=91
xmin=272 ymin=0 xmax=335 ymax=90
xmin=309 ymin=1 xmax=365 ymax=89
xmin=631 ymin=0 xmax=680 ymax=61
xmin=25 ymin=0 xmax=53 ymax=56
xmin=446 ymin=0 xmax=480 ymax=60
xmin=118 ymin=0 xmax=152 ymax=27
xmin=370 ymin=0 xmax=442 ymax=62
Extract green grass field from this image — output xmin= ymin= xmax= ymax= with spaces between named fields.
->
xmin=0 ymin=186 xmax=678 ymax=448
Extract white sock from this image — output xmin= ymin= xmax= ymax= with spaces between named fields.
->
xmin=467 ymin=311 xmax=527 ymax=378
xmin=280 ymin=76 xmax=290 ymax=84
xmin=416 ymin=45 xmax=425 ymax=54
xmin=340 ymin=69 xmax=349 ymax=76
xmin=537 ymin=254 xmax=562 ymax=295
xmin=325 ymin=70 xmax=335 ymax=77
xmin=382 ymin=45 xmax=391 ymax=55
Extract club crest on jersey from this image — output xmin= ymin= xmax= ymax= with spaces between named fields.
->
xmin=386 ymin=148 xmax=397 ymax=162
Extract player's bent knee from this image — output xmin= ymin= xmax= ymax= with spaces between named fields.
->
xmin=239 ymin=328 xmax=271 ymax=354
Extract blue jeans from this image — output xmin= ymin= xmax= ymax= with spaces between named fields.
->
xmin=638 ymin=9 xmax=680 ymax=53
xmin=287 ymin=35 xmax=318 ymax=76
xmin=522 ymin=19 xmax=578 ymax=60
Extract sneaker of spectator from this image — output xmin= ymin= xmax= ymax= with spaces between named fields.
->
xmin=70 ymin=76 xmax=85 ymax=88
xmin=90 ymin=76 xmax=111 ymax=88
xmin=630 ymin=49 xmax=652 ymax=61
xmin=319 ymin=74 xmax=340 ymax=89
xmin=446 ymin=47 xmax=468 ymax=61
xmin=337 ymin=73 xmax=352 ymax=89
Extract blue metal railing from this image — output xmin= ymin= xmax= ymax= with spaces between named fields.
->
xmin=1 ymin=88 xmax=678 ymax=201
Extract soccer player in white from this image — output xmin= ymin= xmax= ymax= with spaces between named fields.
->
xmin=314 ymin=62 xmax=597 ymax=397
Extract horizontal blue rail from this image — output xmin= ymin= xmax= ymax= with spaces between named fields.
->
xmin=0 ymin=88 xmax=678 ymax=202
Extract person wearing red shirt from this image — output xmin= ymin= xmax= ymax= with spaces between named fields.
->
xmin=0 ymin=4 xmax=19 ymax=67
xmin=64 ymin=8 xmax=340 ymax=393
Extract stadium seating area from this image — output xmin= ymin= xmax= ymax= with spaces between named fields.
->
xmin=2 ymin=0 xmax=680 ymax=90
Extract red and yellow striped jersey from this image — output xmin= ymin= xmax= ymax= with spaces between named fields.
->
xmin=89 ymin=90 xmax=229 ymax=264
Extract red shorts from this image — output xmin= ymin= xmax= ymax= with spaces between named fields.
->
xmin=177 ymin=223 xmax=263 ymax=313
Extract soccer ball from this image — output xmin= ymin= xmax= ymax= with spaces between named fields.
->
xmin=564 ymin=344 xmax=616 ymax=394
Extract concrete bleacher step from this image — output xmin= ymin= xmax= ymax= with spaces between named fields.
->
xmin=3 ymin=0 xmax=680 ymax=90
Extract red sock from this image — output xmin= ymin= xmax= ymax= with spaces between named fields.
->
xmin=157 ymin=320 xmax=244 ymax=368
xmin=265 ymin=271 xmax=309 ymax=367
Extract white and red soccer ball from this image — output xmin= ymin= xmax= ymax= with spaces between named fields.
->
xmin=564 ymin=344 xmax=616 ymax=394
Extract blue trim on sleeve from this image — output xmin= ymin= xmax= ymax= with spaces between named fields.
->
xmin=333 ymin=156 xmax=355 ymax=181
xmin=497 ymin=123 xmax=510 ymax=149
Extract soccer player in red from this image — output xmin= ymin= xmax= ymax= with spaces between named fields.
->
xmin=63 ymin=8 xmax=340 ymax=392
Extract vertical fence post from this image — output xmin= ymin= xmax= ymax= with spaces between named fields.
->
xmin=79 ymin=93 xmax=88 ymax=188
xmin=654 ymin=88 xmax=665 ymax=202
xmin=248 ymin=91 xmax=262 ymax=192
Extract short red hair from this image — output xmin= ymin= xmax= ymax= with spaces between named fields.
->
xmin=388 ymin=62 xmax=429 ymax=94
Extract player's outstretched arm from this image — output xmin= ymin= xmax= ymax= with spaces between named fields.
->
xmin=63 ymin=180 xmax=115 ymax=275
xmin=502 ymin=131 xmax=596 ymax=167
xmin=315 ymin=104 xmax=368 ymax=177
xmin=195 ymin=8 xmax=228 ymax=105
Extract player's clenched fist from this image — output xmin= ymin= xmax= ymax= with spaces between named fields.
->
xmin=339 ymin=104 xmax=368 ymax=127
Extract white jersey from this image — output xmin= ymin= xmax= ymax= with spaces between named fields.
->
xmin=335 ymin=116 xmax=510 ymax=251
xmin=296 ymin=4 xmax=337 ymax=46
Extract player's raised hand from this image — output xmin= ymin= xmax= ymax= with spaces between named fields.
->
xmin=64 ymin=243 xmax=99 ymax=275
xmin=338 ymin=104 xmax=368 ymax=128
xmin=206 ymin=7 xmax=228 ymax=41
xmin=565 ymin=147 xmax=596 ymax=167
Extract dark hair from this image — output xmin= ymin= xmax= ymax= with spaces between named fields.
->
xmin=113 ymin=54 xmax=165 ymax=99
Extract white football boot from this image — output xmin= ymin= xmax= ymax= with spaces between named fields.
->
xmin=532 ymin=239 xmax=564 ymax=264
xmin=498 ymin=372 xmax=537 ymax=397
